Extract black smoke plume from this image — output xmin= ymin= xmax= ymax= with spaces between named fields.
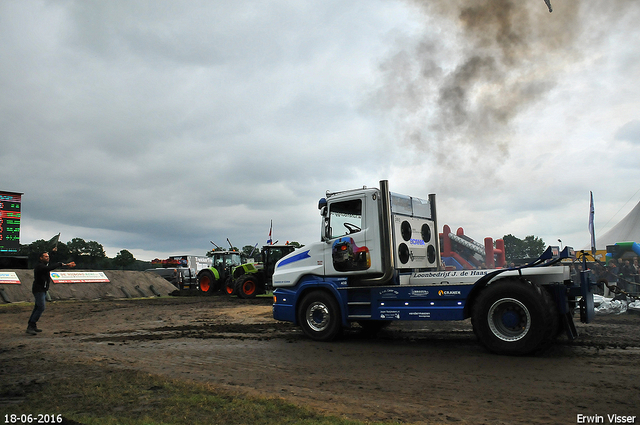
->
xmin=374 ymin=0 xmax=635 ymax=177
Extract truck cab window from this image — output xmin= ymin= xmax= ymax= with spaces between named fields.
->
xmin=328 ymin=199 xmax=362 ymax=239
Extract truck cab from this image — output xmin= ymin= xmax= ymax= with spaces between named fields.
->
xmin=273 ymin=181 xmax=438 ymax=288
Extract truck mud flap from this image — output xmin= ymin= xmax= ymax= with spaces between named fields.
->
xmin=561 ymin=311 xmax=578 ymax=340
xmin=579 ymin=270 xmax=595 ymax=324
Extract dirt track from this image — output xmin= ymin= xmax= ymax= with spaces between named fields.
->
xmin=1 ymin=295 xmax=639 ymax=424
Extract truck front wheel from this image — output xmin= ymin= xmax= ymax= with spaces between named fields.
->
xmin=297 ymin=290 xmax=342 ymax=341
xmin=472 ymin=279 xmax=554 ymax=355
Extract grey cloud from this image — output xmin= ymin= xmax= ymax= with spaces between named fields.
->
xmin=374 ymin=0 xmax=638 ymax=179
xmin=1 ymin=1 xmax=405 ymax=257
xmin=614 ymin=120 xmax=640 ymax=145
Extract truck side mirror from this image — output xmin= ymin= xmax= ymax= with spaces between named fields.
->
xmin=318 ymin=198 xmax=327 ymax=212
xmin=322 ymin=217 xmax=331 ymax=242
xmin=320 ymin=205 xmax=330 ymax=241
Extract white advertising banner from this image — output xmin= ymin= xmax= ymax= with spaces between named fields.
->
xmin=0 ymin=271 xmax=20 ymax=284
xmin=50 ymin=271 xmax=110 ymax=283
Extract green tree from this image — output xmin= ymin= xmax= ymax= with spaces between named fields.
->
xmin=19 ymin=237 xmax=150 ymax=270
xmin=18 ymin=239 xmax=70 ymax=268
xmin=113 ymin=249 xmax=136 ymax=270
xmin=241 ymin=244 xmax=259 ymax=260
xmin=67 ymin=238 xmax=106 ymax=269
xmin=503 ymin=234 xmax=546 ymax=263
xmin=287 ymin=241 xmax=304 ymax=249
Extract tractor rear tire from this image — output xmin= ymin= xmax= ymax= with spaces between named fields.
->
xmin=236 ymin=275 xmax=260 ymax=299
xmin=197 ymin=270 xmax=219 ymax=295
xmin=471 ymin=279 xmax=556 ymax=355
xmin=224 ymin=277 xmax=236 ymax=296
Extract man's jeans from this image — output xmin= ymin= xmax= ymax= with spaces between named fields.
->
xmin=28 ymin=291 xmax=47 ymax=325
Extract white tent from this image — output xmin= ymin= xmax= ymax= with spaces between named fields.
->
xmin=596 ymin=200 xmax=640 ymax=248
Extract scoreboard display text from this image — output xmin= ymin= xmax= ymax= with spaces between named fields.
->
xmin=0 ymin=191 xmax=22 ymax=253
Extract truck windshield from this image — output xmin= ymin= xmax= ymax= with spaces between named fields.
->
xmin=328 ymin=199 xmax=362 ymax=239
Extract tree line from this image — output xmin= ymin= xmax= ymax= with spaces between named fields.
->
xmin=502 ymin=234 xmax=546 ymax=263
xmin=17 ymin=239 xmax=306 ymax=270
xmin=18 ymin=238 xmax=148 ymax=270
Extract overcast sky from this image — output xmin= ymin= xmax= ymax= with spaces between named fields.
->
xmin=2 ymin=0 xmax=639 ymax=261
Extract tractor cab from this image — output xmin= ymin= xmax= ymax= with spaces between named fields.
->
xmin=197 ymin=250 xmax=243 ymax=294
xmin=263 ymin=245 xmax=296 ymax=279
xmin=212 ymin=250 xmax=242 ymax=280
xmin=232 ymin=244 xmax=297 ymax=298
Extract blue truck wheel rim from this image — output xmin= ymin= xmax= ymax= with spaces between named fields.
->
xmin=488 ymin=298 xmax=531 ymax=342
xmin=306 ymin=302 xmax=330 ymax=332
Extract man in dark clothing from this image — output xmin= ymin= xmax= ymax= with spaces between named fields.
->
xmin=27 ymin=250 xmax=75 ymax=335
xmin=604 ymin=259 xmax=619 ymax=297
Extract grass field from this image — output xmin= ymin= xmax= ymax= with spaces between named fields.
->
xmin=1 ymin=361 xmax=392 ymax=425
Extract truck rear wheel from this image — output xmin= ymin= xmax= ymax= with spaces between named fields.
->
xmin=236 ymin=275 xmax=260 ymax=299
xmin=297 ymin=290 xmax=342 ymax=341
xmin=197 ymin=270 xmax=219 ymax=295
xmin=472 ymin=279 xmax=555 ymax=355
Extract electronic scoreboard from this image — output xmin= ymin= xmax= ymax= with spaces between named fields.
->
xmin=0 ymin=191 xmax=22 ymax=253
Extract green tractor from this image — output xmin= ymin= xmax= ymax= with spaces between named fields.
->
xmin=232 ymin=244 xmax=296 ymax=299
xmin=197 ymin=250 xmax=243 ymax=295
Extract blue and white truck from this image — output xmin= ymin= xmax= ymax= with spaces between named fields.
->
xmin=272 ymin=180 xmax=596 ymax=355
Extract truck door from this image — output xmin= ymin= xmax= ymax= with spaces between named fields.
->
xmin=323 ymin=193 xmax=381 ymax=276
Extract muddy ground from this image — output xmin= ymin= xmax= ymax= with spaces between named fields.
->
xmin=1 ymin=295 xmax=639 ymax=424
